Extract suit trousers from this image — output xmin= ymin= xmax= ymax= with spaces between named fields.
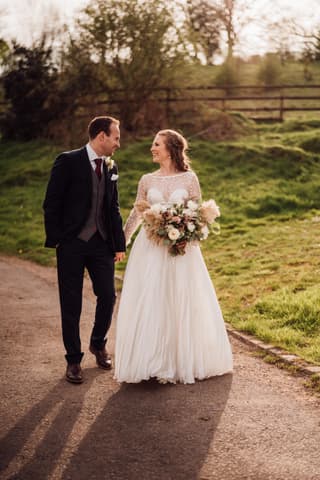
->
xmin=56 ymin=232 xmax=116 ymax=364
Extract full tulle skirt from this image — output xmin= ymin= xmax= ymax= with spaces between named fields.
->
xmin=114 ymin=228 xmax=233 ymax=384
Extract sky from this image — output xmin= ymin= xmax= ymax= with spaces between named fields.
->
xmin=0 ymin=0 xmax=320 ymax=57
xmin=0 ymin=0 xmax=88 ymax=45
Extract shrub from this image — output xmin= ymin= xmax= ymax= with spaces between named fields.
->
xmin=214 ymin=60 xmax=240 ymax=92
xmin=257 ymin=54 xmax=281 ymax=86
xmin=0 ymin=42 xmax=59 ymax=140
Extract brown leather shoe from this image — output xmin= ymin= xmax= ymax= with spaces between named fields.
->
xmin=66 ymin=363 xmax=83 ymax=384
xmin=89 ymin=345 xmax=112 ymax=370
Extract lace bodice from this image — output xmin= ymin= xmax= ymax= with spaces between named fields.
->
xmin=124 ymin=170 xmax=201 ymax=245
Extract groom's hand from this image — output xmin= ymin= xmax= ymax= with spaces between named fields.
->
xmin=114 ymin=252 xmax=125 ymax=262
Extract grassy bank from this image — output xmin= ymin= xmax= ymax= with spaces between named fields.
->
xmin=180 ymin=60 xmax=320 ymax=86
xmin=1 ymin=120 xmax=319 ymax=363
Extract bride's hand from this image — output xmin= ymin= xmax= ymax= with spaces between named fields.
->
xmin=176 ymin=240 xmax=187 ymax=249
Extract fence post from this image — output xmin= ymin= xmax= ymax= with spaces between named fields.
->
xmin=279 ymin=95 xmax=284 ymax=122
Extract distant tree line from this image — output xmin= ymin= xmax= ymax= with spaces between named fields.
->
xmin=0 ymin=0 xmax=319 ymax=140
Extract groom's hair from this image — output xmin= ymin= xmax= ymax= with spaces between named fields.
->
xmin=88 ymin=116 xmax=120 ymax=139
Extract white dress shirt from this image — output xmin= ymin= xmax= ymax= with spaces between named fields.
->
xmin=86 ymin=143 xmax=104 ymax=176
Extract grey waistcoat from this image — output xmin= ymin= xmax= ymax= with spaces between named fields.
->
xmin=78 ymin=169 xmax=107 ymax=242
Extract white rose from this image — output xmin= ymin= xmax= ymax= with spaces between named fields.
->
xmin=201 ymin=225 xmax=209 ymax=239
xmin=151 ymin=203 xmax=162 ymax=214
xmin=183 ymin=208 xmax=196 ymax=217
xmin=187 ymin=222 xmax=196 ymax=232
xmin=160 ymin=203 xmax=170 ymax=213
xmin=167 ymin=227 xmax=180 ymax=241
xmin=187 ymin=200 xmax=198 ymax=211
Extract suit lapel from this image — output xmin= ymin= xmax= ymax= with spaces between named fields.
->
xmin=79 ymin=147 xmax=93 ymax=196
xmin=103 ymin=162 xmax=112 ymax=205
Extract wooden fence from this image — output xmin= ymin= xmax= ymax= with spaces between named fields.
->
xmin=85 ymin=84 xmax=320 ymax=123
xmin=1 ymin=84 xmax=320 ymax=125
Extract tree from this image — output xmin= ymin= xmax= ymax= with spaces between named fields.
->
xmin=185 ymin=0 xmax=251 ymax=64
xmin=301 ymin=27 xmax=320 ymax=62
xmin=0 ymin=38 xmax=9 ymax=65
xmin=281 ymin=20 xmax=320 ymax=77
xmin=313 ymin=30 xmax=320 ymax=61
xmin=0 ymin=5 xmax=10 ymax=67
xmin=185 ymin=0 xmax=222 ymax=64
xmin=0 ymin=41 xmax=59 ymax=140
xmin=70 ymin=0 xmax=186 ymax=131
xmin=218 ymin=0 xmax=236 ymax=62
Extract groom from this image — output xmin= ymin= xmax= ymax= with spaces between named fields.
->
xmin=43 ymin=116 xmax=126 ymax=384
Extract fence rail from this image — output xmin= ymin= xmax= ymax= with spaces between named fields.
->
xmin=81 ymin=84 xmax=320 ymax=122
xmin=1 ymin=84 xmax=320 ymax=123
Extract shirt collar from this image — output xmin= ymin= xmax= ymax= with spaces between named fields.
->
xmin=86 ymin=143 xmax=101 ymax=163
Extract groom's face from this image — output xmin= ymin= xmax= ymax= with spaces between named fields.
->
xmin=102 ymin=123 xmax=121 ymax=156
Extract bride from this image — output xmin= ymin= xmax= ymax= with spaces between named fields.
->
xmin=114 ymin=129 xmax=233 ymax=384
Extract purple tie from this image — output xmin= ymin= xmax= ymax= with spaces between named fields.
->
xmin=94 ymin=158 xmax=102 ymax=180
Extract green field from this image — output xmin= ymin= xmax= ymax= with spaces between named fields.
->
xmin=0 ymin=118 xmax=319 ymax=364
xmin=168 ymin=60 xmax=320 ymax=125
xmin=179 ymin=60 xmax=320 ymax=87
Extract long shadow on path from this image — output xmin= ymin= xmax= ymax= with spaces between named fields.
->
xmin=63 ymin=373 xmax=232 ymax=480
xmin=0 ymin=368 xmax=100 ymax=480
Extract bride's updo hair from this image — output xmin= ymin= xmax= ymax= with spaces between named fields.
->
xmin=158 ymin=129 xmax=190 ymax=172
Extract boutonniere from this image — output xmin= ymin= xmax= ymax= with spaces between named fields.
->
xmin=104 ymin=157 xmax=114 ymax=171
xmin=111 ymin=173 xmax=119 ymax=181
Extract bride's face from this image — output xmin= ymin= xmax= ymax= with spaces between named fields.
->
xmin=150 ymin=135 xmax=170 ymax=164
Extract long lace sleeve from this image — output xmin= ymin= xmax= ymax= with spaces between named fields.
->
xmin=124 ymin=175 xmax=147 ymax=246
xmin=189 ymin=171 xmax=202 ymax=202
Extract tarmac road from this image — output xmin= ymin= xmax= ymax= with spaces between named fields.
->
xmin=0 ymin=256 xmax=319 ymax=480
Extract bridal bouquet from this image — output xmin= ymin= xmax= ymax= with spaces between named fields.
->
xmin=135 ymin=198 xmax=221 ymax=256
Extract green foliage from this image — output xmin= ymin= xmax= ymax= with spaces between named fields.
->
xmin=72 ymin=0 xmax=186 ymax=131
xmin=313 ymin=30 xmax=320 ymax=61
xmin=214 ymin=60 xmax=240 ymax=89
xmin=257 ymin=53 xmax=281 ymax=86
xmin=185 ymin=0 xmax=221 ymax=64
xmin=0 ymin=42 xmax=59 ymax=140
xmin=0 ymin=38 xmax=9 ymax=64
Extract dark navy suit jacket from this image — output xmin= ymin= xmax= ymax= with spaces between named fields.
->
xmin=43 ymin=146 xmax=126 ymax=253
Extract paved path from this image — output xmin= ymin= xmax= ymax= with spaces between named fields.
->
xmin=0 ymin=256 xmax=319 ymax=480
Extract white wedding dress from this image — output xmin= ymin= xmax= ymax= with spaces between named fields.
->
xmin=114 ymin=170 xmax=233 ymax=384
